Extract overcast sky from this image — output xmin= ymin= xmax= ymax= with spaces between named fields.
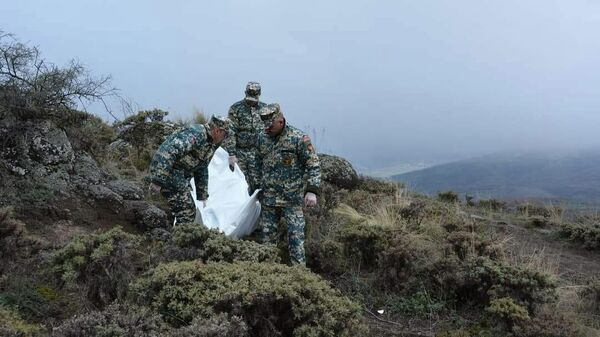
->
xmin=2 ymin=1 xmax=600 ymax=169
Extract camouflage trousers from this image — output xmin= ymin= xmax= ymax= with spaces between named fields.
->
xmin=161 ymin=188 xmax=196 ymax=225
xmin=237 ymin=148 xmax=259 ymax=194
xmin=258 ymin=205 xmax=306 ymax=265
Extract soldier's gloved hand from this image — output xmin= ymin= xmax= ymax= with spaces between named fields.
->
xmin=148 ymin=183 xmax=161 ymax=194
xmin=228 ymin=155 xmax=238 ymax=171
xmin=304 ymin=192 xmax=317 ymax=208
xmin=200 ymin=199 xmax=207 ymax=208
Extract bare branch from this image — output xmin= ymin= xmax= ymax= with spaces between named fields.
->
xmin=0 ymin=32 xmax=118 ymax=120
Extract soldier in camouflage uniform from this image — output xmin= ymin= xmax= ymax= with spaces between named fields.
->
xmin=222 ymin=82 xmax=267 ymax=193
xmin=148 ymin=116 xmax=231 ymax=225
xmin=256 ymin=103 xmax=321 ymax=265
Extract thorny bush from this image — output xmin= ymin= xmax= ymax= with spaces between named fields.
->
xmin=131 ymin=261 xmax=366 ymax=337
xmin=51 ymin=227 xmax=143 ymax=307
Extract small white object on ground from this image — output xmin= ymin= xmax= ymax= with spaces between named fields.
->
xmin=377 ymin=309 xmax=385 ymax=315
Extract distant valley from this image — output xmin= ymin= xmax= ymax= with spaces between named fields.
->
xmin=359 ymin=162 xmax=431 ymax=178
xmin=391 ymin=150 xmax=600 ymax=201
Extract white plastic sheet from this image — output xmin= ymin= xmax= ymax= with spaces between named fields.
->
xmin=189 ymin=147 xmax=261 ymax=239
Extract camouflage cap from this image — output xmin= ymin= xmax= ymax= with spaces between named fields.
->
xmin=208 ymin=115 xmax=232 ymax=134
xmin=259 ymin=103 xmax=282 ymax=124
xmin=245 ymin=81 xmax=261 ymax=98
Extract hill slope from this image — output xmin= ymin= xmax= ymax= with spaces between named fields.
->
xmin=392 ymin=150 xmax=600 ymax=200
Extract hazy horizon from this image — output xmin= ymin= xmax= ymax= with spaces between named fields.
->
xmin=3 ymin=1 xmax=600 ymax=169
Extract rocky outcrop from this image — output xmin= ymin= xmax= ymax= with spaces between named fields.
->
xmin=106 ymin=180 xmax=144 ymax=200
xmin=0 ymin=118 xmax=168 ymax=230
xmin=123 ymin=201 xmax=168 ymax=230
xmin=28 ymin=120 xmax=74 ymax=165
xmin=318 ymin=153 xmax=359 ymax=189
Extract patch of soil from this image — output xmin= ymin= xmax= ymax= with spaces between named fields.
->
xmin=490 ymin=219 xmax=600 ymax=284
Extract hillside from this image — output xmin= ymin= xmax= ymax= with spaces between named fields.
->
xmin=392 ymin=151 xmax=600 ymax=201
xmin=1 ymin=36 xmax=599 ymax=337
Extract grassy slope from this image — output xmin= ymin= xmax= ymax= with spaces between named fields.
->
xmin=1 ymin=176 xmax=600 ymax=336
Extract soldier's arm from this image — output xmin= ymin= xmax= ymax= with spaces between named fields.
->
xmin=222 ymin=105 xmax=237 ymax=155
xmin=297 ymin=134 xmax=321 ymax=195
xmin=149 ymin=135 xmax=190 ymax=187
xmin=255 ymin=134 xmax=265 ymax=189
xmin=193 ymin=164 xmax=209 ymax=200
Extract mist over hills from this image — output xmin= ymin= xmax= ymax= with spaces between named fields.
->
xmin=392 ymin=149 xmax=600 ymax=201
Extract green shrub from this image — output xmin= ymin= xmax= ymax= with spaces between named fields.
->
xmin=0 ymin=281 xmax=64 ymax=322
xmin=53 ymin=303 xmax=165 ymax=337
xmin=399 ymin=198 xmax=465 ymax=229
xmin=58 ymin=109 xmax=116 ymax=162
xmin=306 ymin=239 xmax=346 ymax=274
xmin=438 ymin=191 xmax=459 ymax=203
xmin=460 ymin=257 xmax=556 ymax=312
xmin=446 ymin=231 xmax=496 ymax=260
xmin=339 ymin=189 xmax=378 ymax=215
xmin=111 ymin=109 xmax=176 ymax=171
xmin=376 ymin=233 xmax=442 ymax=292
xmin=166 ymin=224 xmax=280 ymax=263
xmin=485 ymin=297 xmax=530 ymax=328
xmin=304 ymin=182 xmax=345 ymax=240
xmin=356 ymin=176 xmax=399 ymax=195
xmin=387 ymin=290 xmax=446 ymax=316
xmin=338 ymin=221 xmax=391 ymax=268
xmin=0 ymin=304 xmax=43 ymax=337
xmin=131 ymin=261 xmax=366 ymax=336
xmin=167 ymin=314 xmax=248 ymax=337
xmin=398 ymin=200 xmax=428 ymax=226
xmin=339 ymin=178 xmax=399 ymax=215
xmin=53 ymin=302 xmax=248 ymax=337
xmin=51 ymin=227 xmax=143 ymax=306
xmin=557 ymin=222 xmax=600 ymax=250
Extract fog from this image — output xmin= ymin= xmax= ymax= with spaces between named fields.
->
xmin=3 ymin=0 xmax=600 ymax=169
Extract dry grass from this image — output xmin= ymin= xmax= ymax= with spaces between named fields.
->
xmin=551 ymin=285 xmax=600 ymax=334
xmin=334 ymin=203 xmax=404 ymax=229
xmin=498 ymin=235 xmax=561 ymax=277
xmin=545 ymin=200 xmax=566 ymax=224
xmin=172 ymin=107 xmax=207 ymax=126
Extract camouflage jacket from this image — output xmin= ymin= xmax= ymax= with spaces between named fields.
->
xmin=257 ymin=124 xmax=321 ymax=207
xmin=149 ymin=124 xmax=216 ymax=199
xmin=223 ymin=100 xmax=266 ymax=155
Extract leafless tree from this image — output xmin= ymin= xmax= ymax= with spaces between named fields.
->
xmin=0 ymin=31 xmax=118 ymax=120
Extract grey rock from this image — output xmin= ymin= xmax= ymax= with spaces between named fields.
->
xmin=123 ymin=200 xmax=168 ymax=230
xmin=72 ymin=152 xmax=104 ymax=184
xmin=138 ymin=204 xmax=168 ymax=229
xmin=28 ymin=120 xmax=74 ymax=165
xmin=86 ymin=184 xmax=124 ymax=208
xmin=318 ymin=153 xmax=359 ymax=189
xmin=106 ymin=180 xmax=144 ymax=200
xmin=108 ymin=139 xmax=134 ymax=159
